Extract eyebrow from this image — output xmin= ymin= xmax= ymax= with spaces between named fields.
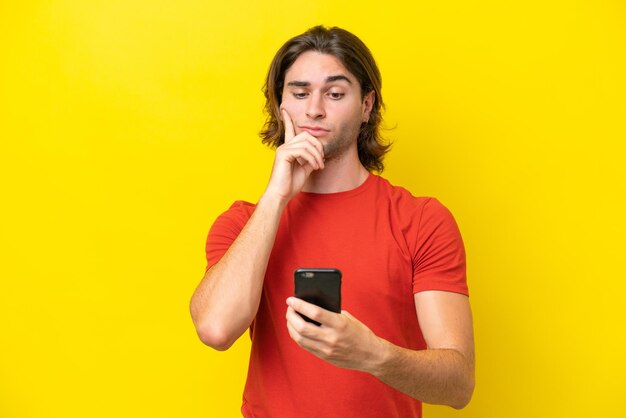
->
xmin=286 ymin=75 xmax=353 ymax=87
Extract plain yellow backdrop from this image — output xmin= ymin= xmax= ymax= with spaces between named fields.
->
xmin=1 ymin=1 xmax=625 ymax=417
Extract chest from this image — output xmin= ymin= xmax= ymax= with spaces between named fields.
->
xmin=263 ymin=199 xmax=421 ymax=344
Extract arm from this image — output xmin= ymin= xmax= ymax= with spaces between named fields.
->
xmin=190 ymin=196 xmax=285 ymax=350
xmin=374 ymin=291 xmax=474 ymax=408
xmin=285 ymin=290 xmax=475 ymax=408
xmin=190 ymin=110 xmax=324 ymax=350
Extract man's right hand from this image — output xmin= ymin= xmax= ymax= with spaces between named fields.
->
xmin=190 ymin=109 xmax=326 ymax=350
xmin=262 ymin=109 xmax=325 ymax=203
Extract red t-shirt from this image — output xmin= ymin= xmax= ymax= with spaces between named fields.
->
xmin=205 ymin=174 xmax=468 ymax=418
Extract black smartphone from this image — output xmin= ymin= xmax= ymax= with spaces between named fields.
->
xmin=294 ymin=268 xmax=342 ymax=326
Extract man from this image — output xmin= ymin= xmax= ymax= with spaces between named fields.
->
xmin=190 ymin=26 xmax=474 ymax=417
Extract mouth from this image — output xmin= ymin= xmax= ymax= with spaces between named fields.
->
xmin=299 ymin=126 xmax=330 ymax=137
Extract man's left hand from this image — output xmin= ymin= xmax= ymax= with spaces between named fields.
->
xmin=285 ymin=297 xmax=388 ymax=372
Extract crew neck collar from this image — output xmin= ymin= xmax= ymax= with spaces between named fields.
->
xmin=297 ymin=172 xmax=376 ymax=200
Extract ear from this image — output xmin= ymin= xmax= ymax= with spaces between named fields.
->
xmin=361 ymin=90 xmax=375 ymax=123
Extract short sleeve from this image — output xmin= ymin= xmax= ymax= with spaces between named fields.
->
xmin=412 ymin=198 xmax=468 ymax=296
xmin=205 ymin=201 xmax=256 ymax=271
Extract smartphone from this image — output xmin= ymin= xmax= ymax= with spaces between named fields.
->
xmin=294 ymin=268 xmax=342 ymax=326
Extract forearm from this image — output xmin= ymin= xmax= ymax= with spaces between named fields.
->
xmin=191 ymin=116 xmax=325 ymax=349
xmin=190 ymin=194 xmax=286 ymax=349
xmin=285 ymin=296 xmax=474 ymax=408
xmin=370 ymin=341 xmax=475 ymax=409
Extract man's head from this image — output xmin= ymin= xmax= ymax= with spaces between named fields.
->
xmin=260 ymin=26 xmax=390 ymax=172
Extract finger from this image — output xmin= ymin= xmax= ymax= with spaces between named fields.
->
xmin=286 ymin=316 xmax=323 ymax=350
xmin=282 ymin=147 xmax=317 ymax=170
xmin=286 ymin=306 xmax=310 ymax=333
xmin=279 ymin=141 xmax=322 ymax=170
xmin=286 ymin=318 xmax=301 ymax=343
xmin=286 ymin=306 xmax=326 ymax=343
xmin=305 ymin=135 xmax=325 ymax=166
xmin=302 ymin=135 xmax=325 ymax=169
xmin=287 ymin=297 xmax=336 ymax=327
xmin=285 ymin=135 xmax=325 ymax=169
xmin=281 ymin=108 xmax=296 ymax=143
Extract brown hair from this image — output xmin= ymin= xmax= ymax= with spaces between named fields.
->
xmin=260 ymin=25 xmax=390 ymax=172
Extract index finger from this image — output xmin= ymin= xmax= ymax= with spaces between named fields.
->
xmin=286 ymin=297 xmax=336 ymax=327
xmin=281 ymin=108 xmax=296 ymax=143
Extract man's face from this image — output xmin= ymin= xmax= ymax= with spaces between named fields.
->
xmin=281 ymin=51 xmax=374 ymax=161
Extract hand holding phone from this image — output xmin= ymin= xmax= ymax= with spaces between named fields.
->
xmin=294 ymin=268 xmax=342 ymax=326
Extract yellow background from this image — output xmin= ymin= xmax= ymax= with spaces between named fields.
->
xmin=1 ymin=1 xmax=625 ymax=417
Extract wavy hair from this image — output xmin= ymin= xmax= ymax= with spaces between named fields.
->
xmin=260 ymin=26 xmax=390 ymax=172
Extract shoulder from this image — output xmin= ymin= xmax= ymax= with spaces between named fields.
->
xmin=218 ymin=200 xmax=255 ymax=221
xmin=372 ymin=175 xmax=447 ymax=220
xmin=205 ymin=200 xmax=256 ymax=269
xmin=373 ymin=175 xmax=462 ymax=246
xmin=208 ymin=200 xmax=256 ymax=239
xmin=375 ymin=179 xmax=468 ymax=294
xmin=223 ymin=200 xmax=256 ymax=220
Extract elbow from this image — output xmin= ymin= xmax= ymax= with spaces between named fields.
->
xmin=450 ymin=375 xmax=475 ymax=410
xmin=194 ymin=320 xmax=238 ymax=351
xmin=190 ymin=297 xmax=238 ymax=351
xmin=450 ymin=394 xmax=472 ymax=410
xmin=190 ymin=306 xmax=238 ymax=351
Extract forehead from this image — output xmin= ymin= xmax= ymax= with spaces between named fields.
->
xmin=284 ymin=51 xmax=357 ymax=85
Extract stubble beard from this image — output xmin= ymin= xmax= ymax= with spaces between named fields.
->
xmin=322 ymin=123 xmax=362 ymax=163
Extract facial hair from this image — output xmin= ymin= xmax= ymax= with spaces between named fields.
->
xmin=322 ymin=121 xmax=362 ymax=162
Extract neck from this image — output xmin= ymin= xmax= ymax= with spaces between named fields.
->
xmin=302 ymin=147 xmax=370 ymax=194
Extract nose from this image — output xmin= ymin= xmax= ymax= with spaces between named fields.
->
xmin=305 ymin=93 xmax=325 ymax=120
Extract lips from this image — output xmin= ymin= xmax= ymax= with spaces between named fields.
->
xmin=300 ymin=126 xmax=330 ymax=137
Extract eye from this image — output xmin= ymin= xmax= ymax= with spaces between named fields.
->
xmin=292 ymin=91 xmax=308 ymax=99
xmin=328 ymin=91 xmax=345 ymax=100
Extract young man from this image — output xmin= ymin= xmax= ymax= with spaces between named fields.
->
xmin=190 ymin=26 xmax=475 ymax=417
